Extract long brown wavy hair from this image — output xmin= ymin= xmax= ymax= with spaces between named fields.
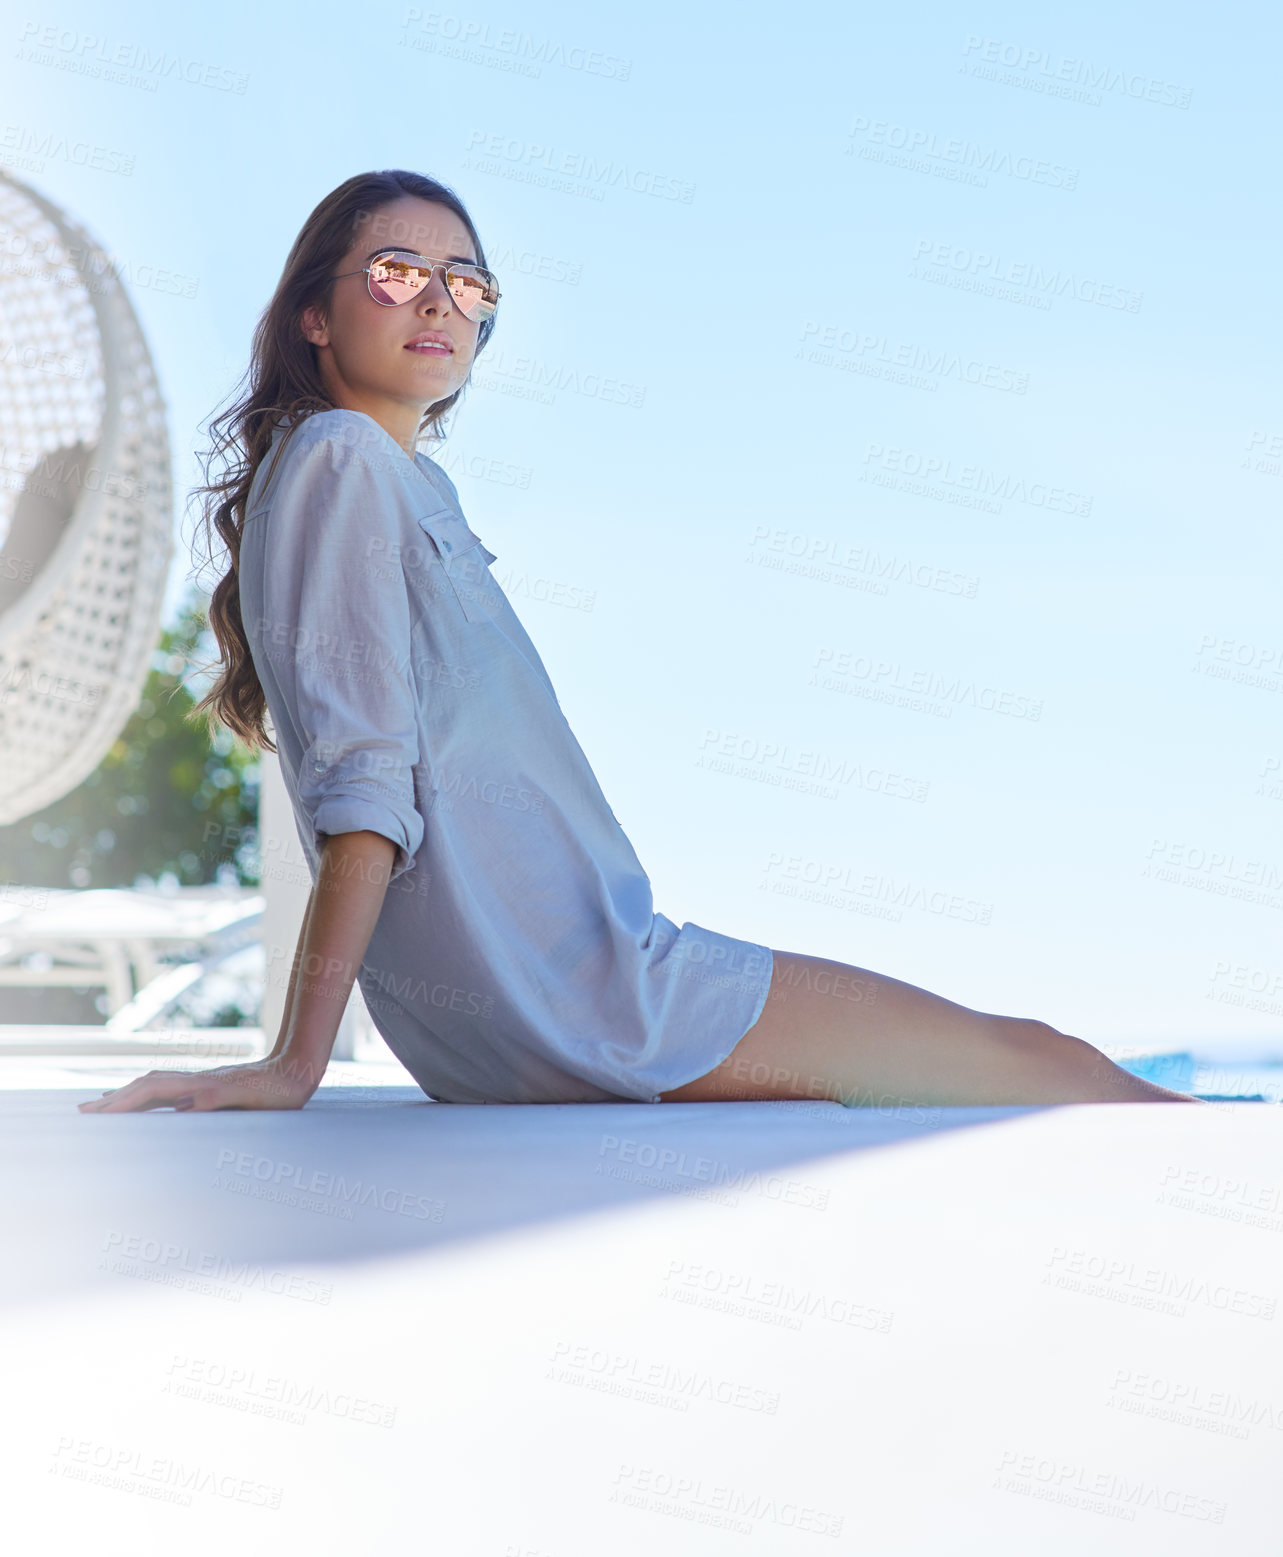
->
xmin=186 ymin=169 xmax=497 ymax=754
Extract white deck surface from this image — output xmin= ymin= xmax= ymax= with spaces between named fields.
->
xmin=4 ymin=1050 xmax=1280 ymax=1554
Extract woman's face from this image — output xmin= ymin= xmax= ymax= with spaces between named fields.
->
xmin=301 ymin=196 xmax=483 ymax=441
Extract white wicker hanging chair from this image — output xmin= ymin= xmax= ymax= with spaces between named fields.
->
xmin=0 ymin=168 xmax=172 ymax=824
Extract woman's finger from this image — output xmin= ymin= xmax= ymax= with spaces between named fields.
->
xmin=78 ymin=1079 xmax=139 ymax=1112
xmin=78 ymin=1073 xmax=198 ymax=1113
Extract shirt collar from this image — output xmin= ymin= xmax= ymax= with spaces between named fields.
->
xmin=267 ymin=410 xmax=498 ymax=563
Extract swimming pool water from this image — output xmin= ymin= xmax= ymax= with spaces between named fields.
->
xmin=1113 ymin=1052 xmax=1283 ymax=1103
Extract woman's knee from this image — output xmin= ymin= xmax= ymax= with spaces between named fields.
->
xmin=997 ymin=1015 xmax=1084 ymax=1050
xmin=995 ymin=1016 xmax=1120 ymax=1083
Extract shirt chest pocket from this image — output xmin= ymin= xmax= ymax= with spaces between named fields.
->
xmin=414 ymin=509 xmax=499 ymax=624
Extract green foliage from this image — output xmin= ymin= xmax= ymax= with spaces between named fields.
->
xmin=0 ymin=585 xmax=260 ymax=890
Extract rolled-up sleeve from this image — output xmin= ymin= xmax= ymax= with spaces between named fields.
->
xmin=257 ymin=426 xmax=424 ymax=880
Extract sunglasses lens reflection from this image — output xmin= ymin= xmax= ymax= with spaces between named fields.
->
xmin=368 ymin=253 xmax=497 ymax=321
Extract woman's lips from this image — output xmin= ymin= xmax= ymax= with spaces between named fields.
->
xmin=405 ymin=341 xmax=452 ymax=355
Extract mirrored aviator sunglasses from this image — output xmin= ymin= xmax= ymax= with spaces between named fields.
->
xmin=356 ymin=248 xmax=501 ymax=323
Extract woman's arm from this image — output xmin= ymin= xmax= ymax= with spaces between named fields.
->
xmin=79 ymin=425 xmax=420 ymax=1115
xmin=270 ymin=830 xmax=396 ymax=1085
xmin=78 ymin=830 xmax=395 ymax=1113
xmin=264 ymin=879 xmax=315 ymax=1064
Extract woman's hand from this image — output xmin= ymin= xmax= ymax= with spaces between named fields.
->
xmin=76 ymin=1056 xmax=321 ymax=1114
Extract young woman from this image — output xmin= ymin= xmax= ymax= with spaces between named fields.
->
xmin=79 ymin=169 xmax=1196 ymax=1114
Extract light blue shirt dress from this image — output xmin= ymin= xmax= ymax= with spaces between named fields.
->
xmin=237 ymin=408 xmax=774 ymax=1103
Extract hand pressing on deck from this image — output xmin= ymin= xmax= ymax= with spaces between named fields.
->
xmin=75 ymin=1057 xmax=322 ymax=1113
xmin=77 ymin=830 xmax=396 ymax=1114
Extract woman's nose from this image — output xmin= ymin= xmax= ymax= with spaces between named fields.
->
xmin=419 ymin=265 xmax=455 ymax=311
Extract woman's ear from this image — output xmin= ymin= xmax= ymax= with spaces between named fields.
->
xmin=300 ymin=303 xmax=328 ymax=348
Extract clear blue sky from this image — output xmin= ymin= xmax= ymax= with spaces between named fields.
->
xmin=4 ymin=0 xmax=1279 ymax=1046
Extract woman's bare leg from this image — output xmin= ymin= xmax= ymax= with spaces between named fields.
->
xmin=658 ymin=949 xmax=1201 ymax=1105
